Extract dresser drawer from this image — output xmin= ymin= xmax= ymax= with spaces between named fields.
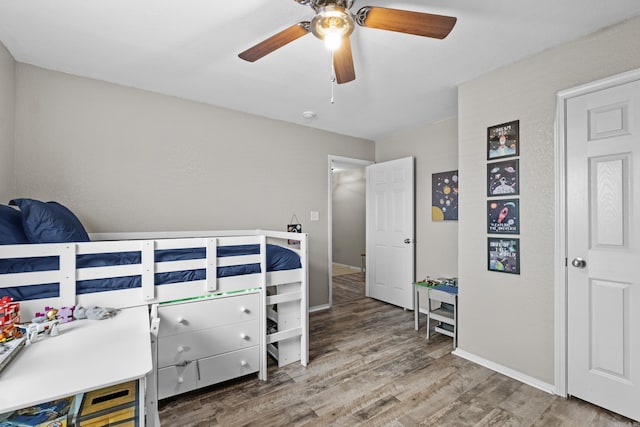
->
xmin=197 ymin=346 xmax=259 ymax=389
xmin=157 ymin=362 xmax=198 ymax=400
xmin=158 ymin=292 xmax=260 ymax=337
xmin=158 ymin=320 xmax=259 ymax=368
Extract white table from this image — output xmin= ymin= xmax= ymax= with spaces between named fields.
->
xmin=414 ymin=282 xmax=458 ymax=348
xmin=0 ymin=305 xmax=153 ymax=421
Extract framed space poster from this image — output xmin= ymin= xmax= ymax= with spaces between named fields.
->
xmin=431 ymin=170 xmax=458 ymax=221
xmin=487 ymin=159 xmax=519 ymax=197
xmin=487 ymin=199 xmax=520 ymax=234
xmin=487 ymin=120 xmax=519 ymax=160
xmin=488 ymin=237 xmax=520 ymax=274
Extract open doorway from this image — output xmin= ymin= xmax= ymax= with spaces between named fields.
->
xmin=328 ymin=155 xmax=373 ymax=307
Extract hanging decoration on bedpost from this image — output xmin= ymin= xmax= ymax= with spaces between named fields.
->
xmin=287 ymin=214 xmax=302 ymax=245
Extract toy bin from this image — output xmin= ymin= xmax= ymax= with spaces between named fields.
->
xmin=0 ymin=395 xmax=73 ymax=427
xmin=74 ymin=381 xmax=138 ymax=427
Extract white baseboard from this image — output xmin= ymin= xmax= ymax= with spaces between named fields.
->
xmin=310 ymin=303 xmax=331 ymax=313
xmin=332 ymin=262 xmax=361 ymax=271
xmin=452 ymin=348 xmax=556 ymax=395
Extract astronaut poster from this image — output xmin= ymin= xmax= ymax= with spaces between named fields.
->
xmin=487 ymin=159 xmax=519 ymax=196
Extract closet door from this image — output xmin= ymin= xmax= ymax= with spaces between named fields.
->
xmin=566 ymin=78 xmax=640 ymax=422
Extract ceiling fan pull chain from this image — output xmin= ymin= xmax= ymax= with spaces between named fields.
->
xmin=330 ymin=51 xmax=336 ymax=104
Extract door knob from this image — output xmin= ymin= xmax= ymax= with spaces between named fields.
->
xmin=571 ymin=258 xmax=586 ymax=268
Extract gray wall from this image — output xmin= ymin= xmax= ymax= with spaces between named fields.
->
xmin=0 ymin=42 xmax=15 ymax=201
xmin=457 ymin=16 xmax=640 ymax=385
xmin=13 ymin=63 xmax=374 ymax=308
xmin=376 ymin=118 xmax=459 ymax=281
xmin=332 ymin=167 xmax=365 ymax=268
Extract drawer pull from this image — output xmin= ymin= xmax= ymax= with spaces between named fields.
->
xmin=240 ymin=360 xmax=248 ymax=367
xmin=178 ymin=345 xmax=185 ymax=353
xmin=176 ymin=316 xmax=186 ymax=324
xmin=177 ymin=376 xmax=184 ymax=384
xmin=240 ymin=333 xmax=250 ymax=341
xmin=240 ymin=306 xmax=250 ymax=314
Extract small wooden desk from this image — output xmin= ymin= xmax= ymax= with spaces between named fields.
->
xmin=0 ymin=305 xmax=153 ymax=422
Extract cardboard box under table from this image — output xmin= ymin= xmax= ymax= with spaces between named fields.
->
xmin=74 ymin=381 xmax=138 ymax=427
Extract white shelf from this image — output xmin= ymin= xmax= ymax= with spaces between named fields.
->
xmin=435 ymin=325 xmax=455 ymax=338
xmin=426 ymin=287 xmax=457 ymax=348
xmin=429 ymin=307 xmax=454 ymax=324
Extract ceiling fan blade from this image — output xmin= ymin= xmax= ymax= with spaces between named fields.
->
xmin=238 ymin=22 xmax=310 ymax=62
xmin=333 ymin=37 xmax=355 ymax=84
xmin=357 ymin=6 xmax=456 ymax=39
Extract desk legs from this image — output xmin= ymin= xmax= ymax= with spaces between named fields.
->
xmin=414 ymin=285 xmax=420 ymax=330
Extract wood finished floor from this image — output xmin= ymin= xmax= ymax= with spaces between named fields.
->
xmin=158 ymin=273 xmax=638 ymax=426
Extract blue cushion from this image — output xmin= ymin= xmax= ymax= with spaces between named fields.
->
xmin=9 ymin=198 xmax=90 ymax=243
xmin=0 ymin=204 xmax=29 ymax=245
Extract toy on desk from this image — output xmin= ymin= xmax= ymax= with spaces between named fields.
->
xmin=73 ymin=306 xmax=118 ymax=320
xmin=23 ymin=318 xmax=60 ymax=345
xmin=19 ymin=305 xmax=74 ymax=345
xmin=0 ymin=298 xmax=27 ymax=373
xmin=34 ymin=306 xmax=75 ymax=324
xmin=417 ymin=276 xmax=458 ymax=287
xmin=0 ymin=297 xmax=22 ymax=343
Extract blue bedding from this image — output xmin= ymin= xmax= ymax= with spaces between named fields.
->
xmin=0 ymin=244 xmax=301 ymax=301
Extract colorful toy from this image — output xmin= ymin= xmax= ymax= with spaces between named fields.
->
xmin=0 ymin=297 xmax=22 ymax=343
xmin=56 ymin=306 xmax=75 ymax=324
xmin=24 ymin=319 xmax=60 ymax=344
xmin=34 ymin=306 xmax=75 ymax=324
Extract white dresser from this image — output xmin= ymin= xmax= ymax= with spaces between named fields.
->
xmin=156 ymin=291 xmax=261 ymax=399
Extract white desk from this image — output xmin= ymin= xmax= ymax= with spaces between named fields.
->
xmin=0 ymin=305 xmax=152 ymax=418
xmin=414 ymin=283 xmax=458 ymax=348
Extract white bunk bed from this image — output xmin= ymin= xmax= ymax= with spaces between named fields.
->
xmin=0 ymin=228 xmax=308 ymax=420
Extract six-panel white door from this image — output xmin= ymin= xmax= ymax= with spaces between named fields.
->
xmin=566 ymin=79 xmax=640 ymax=421
xmin=366 ymin=157 xmax=415 ymax=309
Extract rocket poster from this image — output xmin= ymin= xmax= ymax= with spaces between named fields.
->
xmin=487 ymin=199 xmax=520 ymax=234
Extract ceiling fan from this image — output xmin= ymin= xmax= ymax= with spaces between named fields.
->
xmin=238 ymin=0 xmax=457 ymax=84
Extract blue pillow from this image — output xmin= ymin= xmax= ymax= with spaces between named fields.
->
xmin=9 ymin=198 xmax=90 ymax=243
xmin=0 ymin=204 xmax=29 ymax=245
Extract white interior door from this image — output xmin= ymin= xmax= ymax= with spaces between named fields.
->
xmin=366 ymin=157 xmax=415 ymax=309
xmin=566 ymin=78 xmax=640 ymax=421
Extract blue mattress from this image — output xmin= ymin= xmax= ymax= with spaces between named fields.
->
xmin=0 ymin=244 xmax=301 ymax=301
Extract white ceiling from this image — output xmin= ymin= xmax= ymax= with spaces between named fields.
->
xmin=0 ymin=1 xmax=639 ymax=140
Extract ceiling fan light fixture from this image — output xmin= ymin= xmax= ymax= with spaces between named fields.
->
xmin=310 ymin=5 xmax=354 ymax=51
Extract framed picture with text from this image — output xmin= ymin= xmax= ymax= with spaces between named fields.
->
xmin=487 ymin=199 xmax=520 ymax=234
xmin=488 ymin=237 xmax=520 ymax=274
xmin=487 ymin=120 xmax=519 ymax=160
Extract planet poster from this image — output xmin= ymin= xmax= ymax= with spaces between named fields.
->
xmin=487 ymin=159 xmax=519 ymax=196
xmin=487 ymin=199 xmax=520 ymax=234
xmin=432 ymin=170 xmax=459 ymax=221
xmin=488 ymin=237 xmax=520 ymax=274
xmin=487 ymin=120 xmax=519 ymax=160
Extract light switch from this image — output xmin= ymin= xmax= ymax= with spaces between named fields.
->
xmin=310 ymin=211 xmax=319 ymax=221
